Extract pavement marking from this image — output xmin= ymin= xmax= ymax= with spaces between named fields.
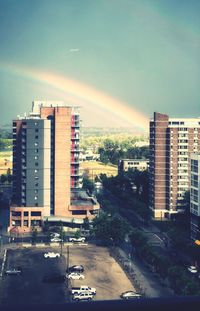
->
xmin=153 ymin=234 xmax=163 ymax=242
xmin=0 ymin=249 xmax=7 ymax=277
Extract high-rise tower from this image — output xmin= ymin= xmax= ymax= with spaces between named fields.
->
xmin=149 ymin=112 xmax=200 ymax=219
xmin=10 ymin=101 xmax=99 ymax=232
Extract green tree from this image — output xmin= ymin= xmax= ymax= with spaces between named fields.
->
xmin=83 ymin=217 xmax=90 ymax=230
xmin=31 ymin=227 xmax=38 ymax=244
xmin=74 ymin=229 xmax=81 ymax=239
xmin=82 ymin=176 xmax=95 ymax=195
xmin=0 ymin=174 xmax=7 ymax=184
xmin=43 ymin=218 xmax=50 ymax=232
xmin=92 ymin=212 xmax=130 ymax=245
xmin=59 ymin=222 xmax=66 ymax=241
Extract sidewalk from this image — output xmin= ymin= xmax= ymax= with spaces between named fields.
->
xmin=111 ymin=247 xmax=174 ymax=298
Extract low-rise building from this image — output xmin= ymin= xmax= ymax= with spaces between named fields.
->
xmin=118 ymin=159 xmax=149 ymax=173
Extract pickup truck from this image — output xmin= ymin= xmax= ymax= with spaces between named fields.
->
xmin=72 ymin=292 xmax=94 ymax=301
xmin=71 ymin=286 xmax=96 ymax=295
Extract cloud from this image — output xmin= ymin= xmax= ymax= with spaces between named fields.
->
xmin=69 ymin=48 xmax=79 ymax=52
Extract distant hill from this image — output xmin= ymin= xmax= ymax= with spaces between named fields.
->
xmin=82 ymin=127 xmax=147 ymax=137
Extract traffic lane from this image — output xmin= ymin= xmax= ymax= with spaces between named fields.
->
xmin=62 ymin=245 xmax=136 ymax=301
xmin=1 ymin=248 xmax=68 ymax=304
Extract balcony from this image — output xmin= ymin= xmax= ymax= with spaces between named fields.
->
xmin=71 ymin=135 xmax=79 ymax=140
xmin=71 ymin=158 xmax=80 ymax=164
xmin=71 ymin=170 xmax=81 ymax=177
xmin=71 ymin=122 xmax=80 ymax=128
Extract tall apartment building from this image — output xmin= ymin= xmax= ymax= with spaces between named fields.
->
xmin=10 ymin=101 xmax=99 ymax=232
xmin=190 ymin=154 xmax=200 ymax=241
xmin=149 ymin=112 xmax=200 ymax=219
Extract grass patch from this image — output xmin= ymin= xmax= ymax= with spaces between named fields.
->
xmin=80 ymin=161 xmax=118 ymax=179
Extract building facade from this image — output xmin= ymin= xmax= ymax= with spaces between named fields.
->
xmin=190 ymin=154 xmax=200 ymax=241
xmin=10 ymin=101 xmax=99 ymax=232
xmin=149 ymin=112 xmax=200 ymax=219
xmin=118 ymin=159 xmax=149 ymax=173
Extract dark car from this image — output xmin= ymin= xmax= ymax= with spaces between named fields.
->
xmin=43 ymin=274 xmax=66 ymax=283
xmin=5 ymin=267 xmax=22 ymax=276
xmin=67 ymin=265 xmax=84 ymax=273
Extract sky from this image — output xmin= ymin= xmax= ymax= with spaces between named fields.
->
xmin=0 ymin=0 xmax=200 ymax=131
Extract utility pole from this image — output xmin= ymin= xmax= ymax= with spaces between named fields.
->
xmin=66 ymin=245 xmax=70 ymax=297
xmin=60 ymin=222 xmax=63 ymax=256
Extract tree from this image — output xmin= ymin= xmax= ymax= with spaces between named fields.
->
xmin=129 ymin=229 xmax=148 ymax=248
xmin=82 ymin=176 xmax=95 ymax=195
xmin=7 ymin=168 xmax=12 ymax=184
xmin=74 ymin=229 xmax=81 ymax=239
xmin=31 ymin=227 xmax=38 ymax=244
xmin=92 ymin=212 xmax=131 ymax=246
xmin=0 ymin=174 xmax=7 ymax=184
xmin=59 ymin=222 xmax=66 ymax=241
xmin=83 ymin=217 xmax=90 ymax=230
xmin=43 ymin=218 xmax=50 ymax=233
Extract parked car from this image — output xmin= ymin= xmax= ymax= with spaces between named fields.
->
xmin=66 ymin=272 xmax=85 ymax=280
xmin=43 ymin=274 xmax=66 ymax=283
xmin=71 ymin=285 xmax=96 ymax=295
xmin=72 ymin=292 xmax=94 ymax=301
xmin=50 ymin=232 xmax=60 ymax=238
xmin=187 ymin=266 xmax=198 ymax=274
xmin=68 ymin=265 xmax=84 ymax=273
xmin=50 ymin=237 xmax=63 ymax=242
xmin=5 ymin=267 xmax=22 ymax=276
xmin=69 ymin=237 xmax=86 ymax=243
xmin=44 ymin=252 xmax=60 ymax=258
xmin=120 ymin=291 xmax=142 ymax=300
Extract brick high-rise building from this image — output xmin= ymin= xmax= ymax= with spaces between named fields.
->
xmin=149 ymin=112 xmax=200 ymax=219
xmin=10 ymin=101 xmax=99 ymax=232
xmin=190 ymin=153 xmax=200 ymax=241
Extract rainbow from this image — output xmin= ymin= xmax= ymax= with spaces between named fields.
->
xmin=0 ymin=62 xmax=148 ymax=130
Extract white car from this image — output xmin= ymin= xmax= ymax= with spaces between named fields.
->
xmin=50 ymin=232 xmax=60 ymax=238
xmin=66 ymin=272 xmax=85 ymax=280
xmin=187 ymin=266 xmax=198 ymax=273
xmin=72 ymin=292 xmax=94 ymax=301
xmin=44 ymin=252 xmax=60 ymax=258
xmin=69 ymin=237 xmax=86 ymax=243
xmin=50 ymin=237 xmax=62 ymax=242
xmin=120 ymin=291 xmax=142 ymax=300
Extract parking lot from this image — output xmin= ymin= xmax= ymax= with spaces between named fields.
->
xmin=0 ymin=244 xmax=135 ymax=303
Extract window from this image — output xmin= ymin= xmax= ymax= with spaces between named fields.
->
xmin=34 ymin=122 xmax=38 ymax=126
xmin=35 ymin=162 xmax=38 ymax=166
xmin=34 ymin=196 xmax=38 ymax=200
xmin=34 ymin=156 xmax=38 ymax=160
xmin=24 ymin=211 xmax=28 ymax=216
xmin=35 ymin=149 xmax=39 ymax=153
xmin=34 ymin=142 xmax=38 ymax=147
xmin=35 ymin=129 xmax=39 ymax=133
xmin=35 ymin=183 xmax=39 ymax=187
xmin=12 ymin=211 xmax=21 ymax=216
xmin=35 ymin=135 xmax=38 ymax=139
xmin=31 ymin=211 xmax=41 ymax=216
xmin=24 ymin=220 xmax=28 ymax=227
xmin=34 ymin=169 xmax=38 ymax=173
xmin=72 ymin=210 xmax=87 ymax=215
xmin=34 ymin=190 xmax=38 ymax=194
